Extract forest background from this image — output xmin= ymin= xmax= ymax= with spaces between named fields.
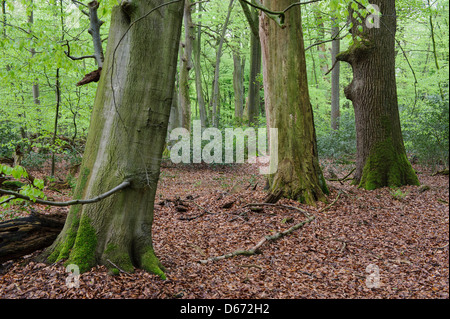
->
xmin=0 ymin=0 xmax=448 ymax=177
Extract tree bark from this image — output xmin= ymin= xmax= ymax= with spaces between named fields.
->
xmin=330 ymin=17 xmax=340 ymax=131
xmin=233 ymin=51 xmax=245 ymax=122
xmin=247 ymin=29 xmax=262 ymax=126
xmin=259 ymin=0 xmax=328 ymax=204
xmin=336 ymin=0 xmax=419 ymax=189
xmin=87 ymin=0 xmax=104 ymax=68
xmin=179 ymin=0 xmax=194 ymax=130
xmin=40 ymin=0 xmax=184 ymax=277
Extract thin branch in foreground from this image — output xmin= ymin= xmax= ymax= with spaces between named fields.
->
xmin=199 ymin=192 xmax=342 ymax=264
xmin=0 ymin=180 xmax=131 ymax=207
xmin=199 ymin=215 xmax=316 ymax=264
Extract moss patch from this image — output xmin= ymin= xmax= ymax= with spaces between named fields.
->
xmin=140 ymin=246 xmax=166 ymax=280
xmin=359 ymin=139 xmax=420 ymax=190
xmin=65 ymin=215 xmax=97 ymax=273
xmin=103 ymin=243 xmax=135 ymax=274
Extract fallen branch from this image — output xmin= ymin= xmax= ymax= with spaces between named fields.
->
xmin=199 ymin=215 xmax=316 ymax=264
xmin=327 ymin=168 xmax=356 ymax=184
xmin=199 ymin=192 xmax=342 ymax=264
xmin=318 ymin=191 xmax=342 ymax=213
xmin=0 ymin=180 xmax=131 ymax=207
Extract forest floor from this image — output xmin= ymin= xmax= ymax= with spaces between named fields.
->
xmin=0 ymin=158 xmax=448 ymax=299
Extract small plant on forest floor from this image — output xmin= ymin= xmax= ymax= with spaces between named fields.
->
xmin=390 ymin=187 xmax=409 ymax=200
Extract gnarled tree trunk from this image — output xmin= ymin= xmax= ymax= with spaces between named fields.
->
xmin=40 ymin=0 xmax=184 ymax=277
xmin=337 ymin=0 xmax=419 ymax=189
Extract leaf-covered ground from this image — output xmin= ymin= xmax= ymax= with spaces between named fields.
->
xmin=0 ymin=160 xmax=448 ymax=299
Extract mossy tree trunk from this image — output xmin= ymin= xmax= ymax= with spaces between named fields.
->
xmin=40 ymin=0 xmax=184 ymax=277
xmin=259 ymin=0 xmax=328 ymax=204
xmin=337 ymin=0 xmax=419 ymax=190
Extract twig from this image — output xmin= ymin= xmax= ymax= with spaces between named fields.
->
xmin=0 ymin=196 xmax=15 ymax=206
xmin=178 ymin=199 xmax=214 ymax=221
xmin=240 ymin=0 xmax=323 ymax=27
xmin=106 ymin=259 xmax=131 ymax=275
xmin=0 ymin=180 xmax=131 ymax=207
xmin=318 ymin=191 xmax=342 ymax=213
xmin=327 ymin=168 xmax=355 ymax=184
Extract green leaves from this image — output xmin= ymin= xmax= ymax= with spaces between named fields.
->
xmin=1 ymin=164 xmax=46 ymax=206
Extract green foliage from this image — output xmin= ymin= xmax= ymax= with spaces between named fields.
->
xmin=0 ymin=164 xmax=46 ymax=206
xmin=402 ymin=94 xmax=449 ymax=167
xmin=315 ymin=109 xmax=357 ymax=161
xmin=390 ymin=187 xmax=409 ymax=200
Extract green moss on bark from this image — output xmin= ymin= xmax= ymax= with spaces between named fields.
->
xmin=140 ymin=246 xmax=166 ymax=279
xmin=103 ymin=243 xmax=135 ymax=274
xmin=65 ymin=215 xmax=97 ymax=273
xmin=359 ymin=139 xmax=420 ymax=190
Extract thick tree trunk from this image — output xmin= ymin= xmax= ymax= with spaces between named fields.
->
xmin=259 ymin=0 xmax=328 ymax=204
xmin=337 ymin=0 xmax=419 ymax=189
xmin=40 ymin=0 xmax=184 ymax=277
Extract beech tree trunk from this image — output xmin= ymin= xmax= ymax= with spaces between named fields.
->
xmin=248 ymin=30 xmax=262 ymax=126
xmin=179 ymin=0 xmax=194 ymax=130
xmin=337 ymin=0 xmax=419 ymax=189
xmin=40 ymin=0 xmax=184 ymax=277
xmin=259 ymin=0 xmax=328 ymax=204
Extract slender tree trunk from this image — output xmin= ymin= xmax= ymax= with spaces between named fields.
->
xmin=259 ymin=0 xmax=328 ymax=204
xmin=248 ymin=30 xmax=261 ymax=126
xmin=337 ymin=0 xmax=419 ymax=189
xmin=427 ymin=0 xmax=444 ymax=99
xmin=238 ymin=0 xmax=261 ymax=125
xmin=40 ymin=0 xmax=184 ymax=276
xmin=87 ymin=0 xmax=104 ymax=68
xmin=28 ymin=1 xmax=40 ymax=108
xmin=233 ymin=51 xmax=245 ymax=122
xmin=330 ymin=17 xmax=340 ymax=131
xmin=179 ymin=0 xmax=194 ymax=130
xmin=192 ymin=2 xmax=208 ymax=128
xmin=51 ymin=68 xmax=61 ymax=176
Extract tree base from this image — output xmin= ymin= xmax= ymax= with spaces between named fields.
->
xmin=358 ymin=140 xmax=420 ymax=190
